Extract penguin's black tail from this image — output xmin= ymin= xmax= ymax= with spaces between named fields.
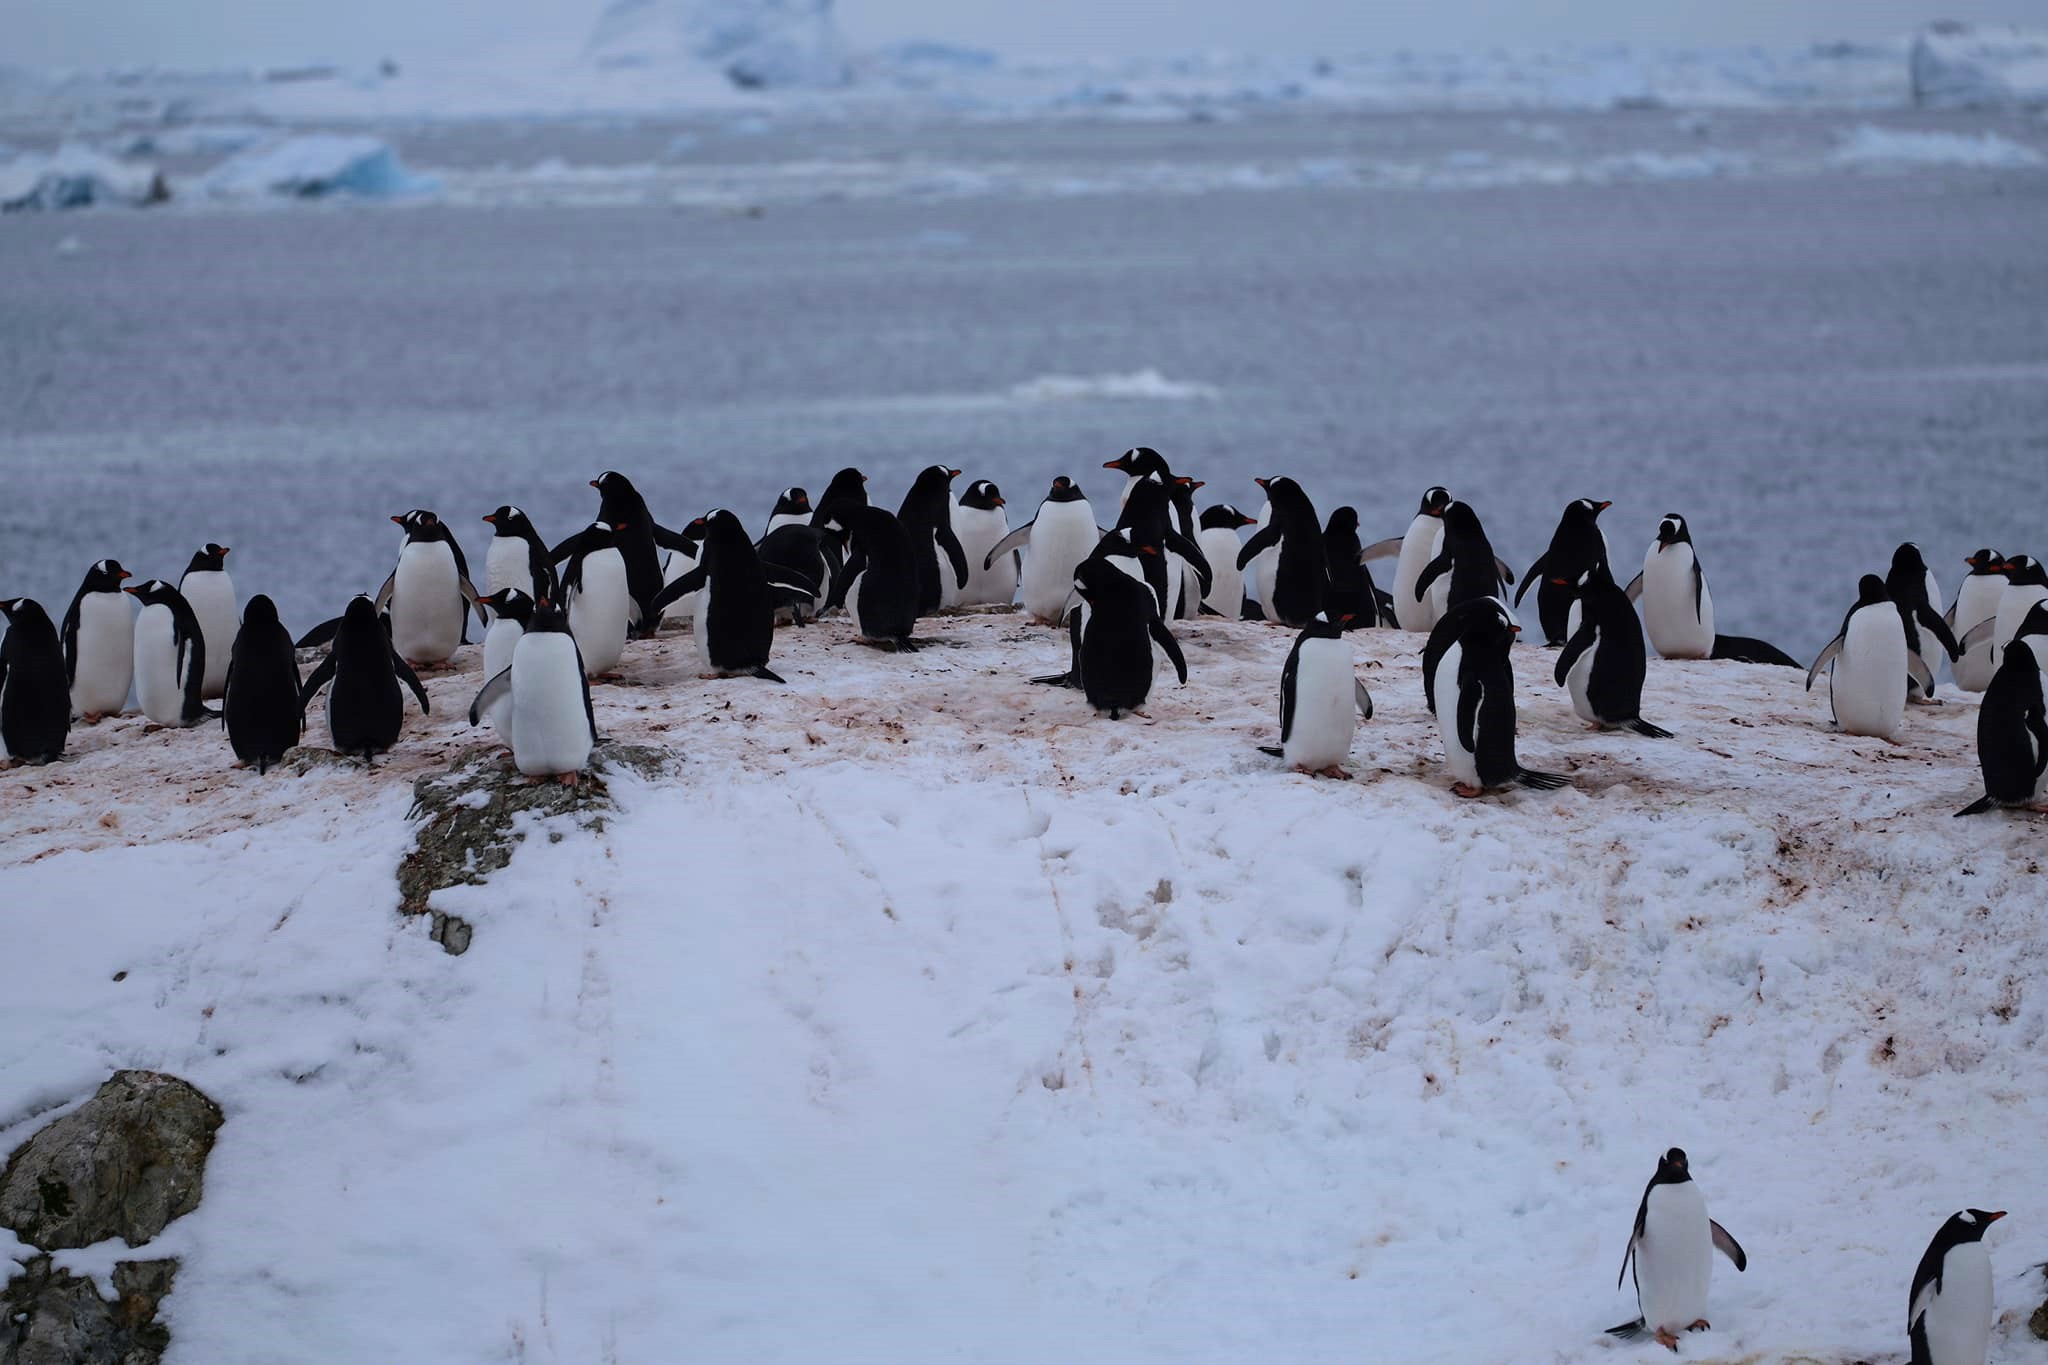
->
xmin=749 ymin=666 xmax=788 ymax=684
xmin=1625 ymin=718 xmax=1675 ymax=739
xmin=1516 ymin=769 xmax=1571 ymax=791
xmin=1954 ymin=795 xmax=1998 ymax=817
xmin=1711 ymin=634 xmax=1800 ymax=667
xmin=1257 ymin=745 xmax=1284 ymax=758
xmin=1031 ymin=671 xmax=1081 ymax=689
xmin=1606 ymin=1318 xmax=1646 ymax=1340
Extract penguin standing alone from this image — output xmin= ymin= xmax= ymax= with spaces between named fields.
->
xmin=126 ymin=579 xmax=213 ymax=729
xmin=1516 ymin=499 xmax=1610 ymax=645
xmin=299 ymin=595 xmax=431 ymax=762
xmin=1359 ymin=486 xmax=1452 ymax=631
xmin=1609 ymin=1148 xmax=1748 ymax=1352
xmin=983 ymin=476 xmax=1102 ymax=625
xmin=468 ymin=598 xmax=598 ymax=783
xmin=1907 ymin=1209 xmax=2004 ymax=1365
xmin=222 ymin=594 xmax=302 ymax=773
xmin=60 ymin=559 xmax=133 ymax=722
xmin=179 ymin=544 xmax=238 ymax=700
xmin=1807 ymin=576 xmax=1914 ymax=740
xmin=0 ymin=598 xmax=71 ymax=764
xmin=1422 ymin=599 xmax=1568 ymax=796
xmin=1258 ymin=613 xmax=1374 ymax=776
xmin=1553 ymin=560 xmax=1674 ymax=738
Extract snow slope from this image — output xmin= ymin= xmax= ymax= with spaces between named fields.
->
xmin=2 ymin=612 xmax=2043 ymax=1363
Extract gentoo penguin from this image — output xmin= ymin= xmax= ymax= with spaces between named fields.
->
xmin=766 ymin=487 xmax=813 ymax=534
xmin=481 ymin=506 xmax=557 ymax=605
xmin=827 ymin=506 xmax=924 ymax=650
xmin=467 ymin=598 xmax=597 ymax=783
xmin=1235 ymin=476 xmax=1328 ymax=628
xmin=1258 ymin=613 xmax=1374 ymax=776
xmin=221 ymin=594 xmax=302 ymax=774
xmin=810 ymin=467 xmax=869 ymax=548
xmin=0 ymin=598 xmax=70 ymax=764
xmin=570 ymin=471 xmax=692 ymax=637
xmin=377 ymin=510 xmax=481 ymax=667
xmin=1807 ymin=575 xmax=1914 ymax=740
xmin=60 ymin=558 xmax=133 ymax=722
xmin=1516 ymin=499 xmax=1611 ymax=646
xmin=1118 ymin=475 xmax=1212 ymax=619
xmin=1981 ymin=555 xmax=2048 ymax=673
xmin=897 ymin=465 xmax=970 ymax=615
xmin=952 ymin=481 xmax=1018 ymax=607
xmin=1167 ymin=478 xmax=1208 ymax=620
xmin=476 ymin=588 xmax=537 ymax=736
xmin=1033 ymin=553 xmax=1186 ymax=719
xmin=1422 ymin=599 xmax=1568 ymax=797
xmin=1413 ymin=501 xmax=1514 ymax=617
xmin=757 ymin=522 xmax=838 ymax=624
xmin=650 ymin=509 xmax=810 ymax=682
xmin=1322 ymin=507 xmax=1383 ymax=630
xmin=1947 ymin=549 xmax=2006 ymax=692
xmin=1553 ymin=560 xmax=1673 ymax=737
xmin=1909 ymin=1209 xmax=2005 ymax=1365
xmin=1609 ymin=1148 xmax=1748 ymax=1352
xmin=1360 ymin=486 xmax=1452 ymax=632
xmin=179 ymin=544 xmax=238 ymax=700
xmin=556 ymin=519 xmax=636 ymax=677
xmin=1196 ymin=505 xmax=1256 ymax=617
xmin=984 ymin=476 xmax=1102 ymax=625
xmin=1886 ymin=543 xmax=1960 ymax=702
xmin=1625 ymin=515 xmax=1799 ymax=665
xmin=1956 ymin=601 xmax=2048 ymax=816
xmin=1103 ymin=447 xmax=1175 ymax=508
xmin=125 ymin=579 xmax=212 ymax=728
xmin=298 ymin=595 xmax=430 ymax=762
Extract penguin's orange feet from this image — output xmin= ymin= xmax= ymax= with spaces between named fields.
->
xmin=1653 ymin=1326 xmax=1679 ymax=1351
xmin=1451 ymin=782 xmax=1484 ymax=799
xmin=1686 ymin=1320 xmax=1709 ymax=1332
xmin=82 ymin=712 xmax=103 ymax=725
xmin=557 ymin=772 xmax=579 ymax=787
xmin=1319 ymin=766 xmax=1350 ymax=780
xmin=1910 ymin=695 xmax=1944 ymax=706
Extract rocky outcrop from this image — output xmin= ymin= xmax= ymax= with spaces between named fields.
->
xmin=1 ymin=1256 xmax=176 ymax=1365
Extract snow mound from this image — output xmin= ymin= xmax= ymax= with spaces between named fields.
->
xmin=197 ymin=134 xmax=438 ymax=200
xmin=1830 ymin=123 xmax=2045 ymax=169
xmin=586 ymin=0 xmax=849 ymax=90
xmin=1008 ymin=369 xmax=1220 ymax=402
xmin=0 ymin=144 xmax=164 ymax=211
xmin=1909 ymin=23 xmax=2048 ymax=108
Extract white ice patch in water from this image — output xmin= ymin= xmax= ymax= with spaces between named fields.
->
xmin=198 ymin=134 xmax=440 ymax=200
xmin=1829 ymin=124 xmax=2045 ymax=168
xmin=1006 ymin=369 xmax=1220 ymax=402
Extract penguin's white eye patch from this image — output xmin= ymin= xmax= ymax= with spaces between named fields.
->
xmin=1959 ymin=1211 xmax=1976 ymax=1224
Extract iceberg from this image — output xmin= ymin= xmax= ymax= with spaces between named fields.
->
xmin=197 ymin=134 xmax=438 ymax=200
xmin=585 ymin=0 xmax=849 ymax=90
xmin=0 ymin=143 xmax=166 ymax=210
xmin=1909 ymin=22 xmax=2048 ymax=108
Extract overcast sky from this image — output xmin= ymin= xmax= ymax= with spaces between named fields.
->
xmin=11 ymin=0 xmax=2043 ymax=72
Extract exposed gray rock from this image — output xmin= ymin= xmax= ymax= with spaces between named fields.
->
xmin=1 ymin=1254 xmax=176 ymax=1365
xmin=0 ymin=1072 xmax=223 ymax=1251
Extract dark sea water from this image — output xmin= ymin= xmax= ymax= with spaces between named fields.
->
xmin=4 ymin=109 xmax=2045 ymax=658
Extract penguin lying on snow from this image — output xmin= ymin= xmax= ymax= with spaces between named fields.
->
xmin=985 ymin=476 xmax=1102 ymax=626
xmin=299 ymin=595 xmax=431 ymax=763
xmin=1422 ymin=598 xmax=1568 ymax=797
xmin=61 ymin=558 xmax=133 ymax=722
xmin=1034 ymin=545 xmax=1188 ymax=719
xmin=222 ymin=594 xmax=302 ymax=774
xmin=1807 ymin=575 xmax=1917 ymax=741
xmin=1907 ymin=1208 xmax=2003 ymax=1365
xmin=468 ymin=598 xmax=598 ymax=783
xmin=1553 ymin=560 xmax=1674 ymax=738
xmin=0 ymin=598 xmax=71 ymax=764
xmin=1609 ymin=1147 xmax=1747 ymax=1352
xmin=1955 ymin=600 xmax=2048 ymax=816
xmin=1625 ymin=514 xmax=1798 ymax=666
xmin=1516 ymin=498 xmax=1610 ymax=646
xmin=1360 ymin=486 xmax=1452 ymax=631
xmin=1258 ymin=613 xmax=1373 ymax=777
xmin=126 ymin=579 xmax=214 ymax=728
xmin=179 ymin=543 xmax=238 ymax=700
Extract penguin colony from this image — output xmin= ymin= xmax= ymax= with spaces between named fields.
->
xmin=5 ymin=451 xmax=2045 ymax=817
xmin=0 ymin=451 xmax=2030 ymax=1358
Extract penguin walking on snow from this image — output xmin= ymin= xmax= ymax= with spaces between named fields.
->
xmin=375 ymin=510 xmax=481 ymax=666
xmin=1807 ymin=576 xmax=1913 ymax=740
xmin=651 ymin=510 xmax=812 ymax=682
xmin=61 ymin=558 xmax=133 ymax=722
xmin=1196 ymin=505 xmax=1257 ymax=617
xmin=1553 ymin=560 xmax=1674 ymax=738
xmin=1609 ymin=1148 xmax=1748 ymax=1352
xmin=1360 ymin=486 xmax=1453 ymax=631
xmin=222 ymin=594 xmax=302 ymax=774
xmin=826 ymin=507 xmax=925 ymax=650
xmin=1907 ymin=1208 xmax=2004 ymax=1365
xmin=476 ymin=588 xmax=537 ymax=735
xmin=556 ymin=520 xmax=636 ymax=677
xmin=1258 ymin=613 xmax=1373 ymax=776
xmin=1956 ymin=600 xmax=2048 ymax=816
xmin=468 ymin=598 xmax=597 ymax=783
xmin=482 ymin=506 xmax=558 ymax=605
xmin=1235 ymin=476 xmax=1327 ymax=628
xmin=299 ymin=595 xmax=430 ymax=763
xmin=0 ymin=598 xmax=70 ymax=764
xmin=1034 ymin=551 xmax=1187 ymax=719
xmin=179 ymin=544 xmax=238 ymax=700
xmin=951 ymin=480 xmax=1017 ymax=608
xmin=1624 ymin=515 xmax=1798 ymax=665
xmin=126 ymin=579 xmax=213 ymax=728
xmin=1516 ymin=499 xmax=1610 ymax=645
xmin=1423 ymin=599 xmax=1568 ymax=797
xmin=898 ymin=465 xmax=971 ymax=615
xmin=1947 ymin=549 xmax=2006 ymax=692
xmin=984 ymin=476 xmax=1102 ymax=625
xmin=1413 ymin=501 xmax=1515 ymax=617
xmin=1886 ymin=543 xmax=1959 ymax=703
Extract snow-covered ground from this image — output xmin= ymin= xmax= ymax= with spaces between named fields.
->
xmin=2 ymin=611 xmax=2043 ymax=1363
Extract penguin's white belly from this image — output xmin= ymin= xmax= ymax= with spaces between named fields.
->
xmin=480 ymin=620 xmax=524 ymax=731
xmin=1251 ymin=502 xmax=1279 ymax=615
xmin=510 ymin=634 xmax=592 ymax=777
xmin=1950 ymin=578 xmax=2003 ymax=692
xmin=688 ymin=587 xmax=716 ymax=670
xmin=1432 ymin=645 xmax=1479 ymax=786
xmin=1285 ymin=638 xmax=1357 ymax=770
xmin=1197 ymin=528 xmax=1244 ymax=616
xmin=1566 ymin=633 xmax=1600 ymax=724
xmin=1992 ymin=584 xmax=2048 ymax=668
xmin=485 ymin=537 xmax=531 ymax=598
xmin=1642 ymin=547 xmax=1714 ymax=658
xmin=1392 ymin=517 xmax=1439 ymax=631
xmin=952 ymin=506 xmax=1016 ymax=607
xmin=70 ymin=592 xmax=133 ymax=717
xmin=1020 ymin=504 xmax=1097 ymax=624
xmin=181 ymin=571 xmax=237 ymax=698
xmin=1832 ymin=608 xmax=1907 ymax=739
xmin=844 ymin=571 xmax=869 ymax=638
xmin=132 ymin=606 xmax=185 ymax=726
xmin=659 ymin=548 xmax=698 ymax=624
xmin=766 ymin=512 xmax=806 ymax=534
xmin=1164 ymin=552 xmax=1189 ymax=620
xmin=1637 ymin=1182 xmax=1711 ymax=1333
xmin=390 ymin=543 xmax=463 ymax=664
xmin=1915 ymin=1243 xmax=1992 ymax=1365
xmin=569 ymin=550 xmax=630 ymax=676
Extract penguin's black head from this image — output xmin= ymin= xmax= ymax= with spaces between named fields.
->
xmin=528 ymin=597 xmax=572 ymax=633
xmin=1419 ymin=486 xmax=1452 ymax=517
xmin=1655 ymin=515 xmax=1690 ymax=550
xmin=1325 ymin=506 xmax=1359 ymax=535
xmin=1943 ymin=1209 xmax=2007 ymax=1244
xmin=1199 ymin=504 xmax=1253 ymax=531
xmin=1657 ymin=1148 xmax=1690 ymax=1181
xmin=342 ymin=594 xmax=380 ymax=626
xmin=483 ymin=587 xmax=537 ymax=624
xmin=483 ymin=505 xmax=532 ymax=536
xmin=392 ymin=510 xmax=440 ymax=539
xmin=1889 ymin=542 xmax=1927 ymax=577
xmin=772 ymin=487 xmax=812 ymax=516
xmin=909 ymin=465 xmax=960 ymax=498
xmin=243 ymin=594 xmax=280 ymax=628
xmin=185 ymin=544 xmax=230 ymax=574
xmin=2004 ymin=555 xmax=2047 ymax=587
xmin=123 ymin=579 xmax=178 ymax=607
xmin=1105 ymin=447 xmax=1170 ymax=479
xmin=1572 ymin=558 xmax=1616 ymax=592
xmin=1964 ymin=548 xmax=2002 ymax=573
xmin=83 ymin=559 xmax=132 ymax=592
xmin=1440 ymin=501 xmax=1481 ymax=533
xmin=960 ymin=480 xmax=1005 ymax=511
xmin=1301 ymin=611 xmax=1348 ymax=640
xmin=1567 ymin=498 xmax=1611 ymax=522
xmin=822 ymin=467 xmax=867 ymax=495
xmin=1855 ymin=574 xmax=1890 ymax=607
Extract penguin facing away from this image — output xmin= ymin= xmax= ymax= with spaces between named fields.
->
xmin=1907 ymin=1208 xmax=2003 ymax=1365
xmin=1033 ymin=552 xmax=1187 ymax=719
xmin=1422 ymin=598 xmax=1569 ymax=796
xmin=810 ymin=467 xmax=869 ymax=548
xmin=222 ymin=594 xmax=302 ymax=774
xmin=377 ymin=510 xmax=482 ymax=666
xmin=468 ymin=598 xmax=598 ymax=783
xmin=1516 ymin=498 xmax=1610 ymax=645
xmin=1609 ymin=1147 xmax=1748 ymax=1352
xmin=298 ymin=595 xmax=431 ymax=763
xmin=1412 ymin=500 xmax=1514 ymax=616
xmin=1117 ymin=475 xmax=1211 ymax=620
xmin=650 ymin=509 xmax=812 ymax=682
xmin=985 ymin=476 xmax=1103 ymax=626
xmin=573 ymin=471 xmax=695 ymax=638
xmin=1322 ymin=506 xmax=1384 ymax=630
xmin=1955 ymin=601 xmax=2048 ymax=816
xmin=827 ymin=506 xmax=925 ymax=650
xmin=1235 ymin=476 xmax=1327 ymax=628
xmin=1886 ymin=542 xmax=1960 ymax=703
xmin=758 ymin=522 xmax=838 ymax=624
xmin=1807 ymin=575 xmax=1914 ymax=740
xmin=1947 ymin=548 xmax=2006 ymax=693
xmin=61 ymin=558 xmax=134 ymax=722
xmin=1257 ymin=612 xmax=1374 ymax=776
xmin=897 ymin=465 xmax=971 ymax=616
xmin=1360 ymin=486 xmax=1452 ymax=632
xmin=482 ymin=506 xmax=558 ymax=605
xmin=126 ymin=579 xmax=213 ymax=729
xmin=1553 ymin=559 xmax=1674 ymax=738
xmin=179 ymin=543 xmax=238 ymax=700
xmin=0 ymin=598 xmax=71 ymax=764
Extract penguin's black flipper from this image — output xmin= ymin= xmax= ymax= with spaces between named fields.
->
xmin=390 ymin=650 xmax=431 ymax=715
xmin=650 ymin=565 xmax=708 ymax=616
xmin=1625 ymin=718 xmax=1675 ymax=740
xmin=984 ymin=521 xmax=1033 ymax=572
xmin=1235 ymin=523 xmax=1282 ymax=572
xmin=1955 ymin=618 xmax=1997 ymax=654
xmin=1240 ymin=598 xmax=1264 ymax=622
xmin=1257 ymin=745 xmax=1284 ymax=758
xmin=1954 ymin=795 xmax=1999 ymax=817
xmin=1709 ymin=1220 xmax=1747 ymax=1271
xmin=296 ymin=617 xmax=343 ymax=650
xmin=1622 ymin=572 xmax=1644 ymax=603
xmin=1513 ymin=555 xmax=1546 ymax=607
xmin=297 ymin=652 xmax=337 ymax=712
xmin=749 ymin=667 xmax=787 ymax=684
xmin=1713 ymin=635 xmax=1800 ymax=668
xmin=468 ymin=667 xmax=513 ymax=727
xmin=651 ymin=523 xmax=696 ymax=553
xmin=549 ymin=526 xmax=602 ymax=564
xmin=1198 ymin=603 xmax=1223 ymax=617
xmin=1606 ymin=1318 xmax=1647 ymax=1340
xmin=1515 ymin=768 xmax=1571 ymax=791
xmin=1412 ymin=552 xmax=1451 ymax=602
